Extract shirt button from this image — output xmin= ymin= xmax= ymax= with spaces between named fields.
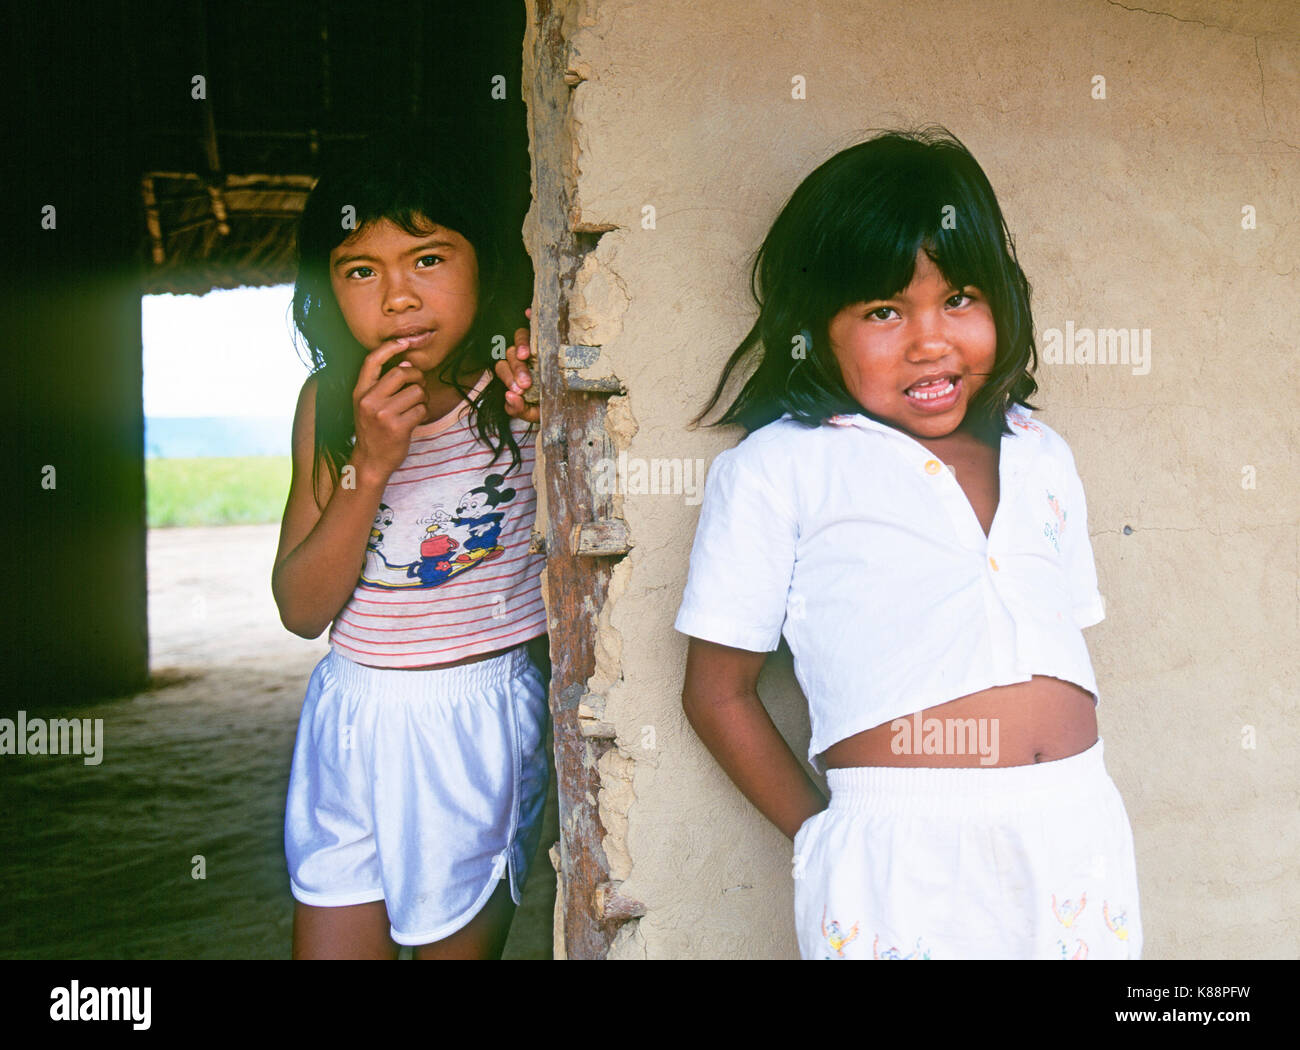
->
xmin=924 ymin=459 xmax=942 ymax=475
xmin=989 ymin=556 xmax=1000 ymax=571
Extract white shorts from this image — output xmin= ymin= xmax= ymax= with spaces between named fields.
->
xmin=793 ymin=738 xmax=1142 ymax=960
xmin=284 ymin=644 xmax=549 ymax=946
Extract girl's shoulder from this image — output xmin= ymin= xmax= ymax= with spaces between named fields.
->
xmin=732 ymin=412 xmax=826 ymax=454
xmin=715 ymin=413 xmax=821 ymax=474
xmin=703 ymin=415 xmax=834 ymax=510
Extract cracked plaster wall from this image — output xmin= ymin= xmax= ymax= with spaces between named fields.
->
xmin=536 ymin=0 xmax=1299 ymax=958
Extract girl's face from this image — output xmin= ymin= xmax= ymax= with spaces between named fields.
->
xmin=827 ymin=249 xmax=997 ymax=441
xmin=329 ymin=216 xmax=479 ymax=374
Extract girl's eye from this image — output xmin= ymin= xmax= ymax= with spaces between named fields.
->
xmin=948 ymin=290 xmax=976 ymax=307
xmin=345 ymin=265 xmax=375 ymax=279
xmin=865 ymin=306 xmax=896 ymax=321
xmin=416 ymin=254 xmax=444 ymax=268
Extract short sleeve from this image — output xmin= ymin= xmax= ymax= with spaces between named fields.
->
xmin=673 ymin=448 xmax=797 ymax=651
xmin=1058 ymin=442 xmax=1105 ymax=629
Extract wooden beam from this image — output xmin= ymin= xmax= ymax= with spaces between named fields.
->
xmin=140 ymin=176 xmax=165 ymax=265
xmin=572 ymin=520 xmax=632 ymax=557
xmin=526 ymin=0 xmax=642 ymax=959
xmin=205 ymin=181 xmax=231 ymax=237
xmin=191 ymin=1 xmax=230 ymax=238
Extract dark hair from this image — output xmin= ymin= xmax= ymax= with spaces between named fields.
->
xmin=691 ymin=126 xmax=1039 ymax=436
xmin=293 ymin=131 xmax=533 ymax=504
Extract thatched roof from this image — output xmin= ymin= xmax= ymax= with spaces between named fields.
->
xmin=139 ymin=171 xmax=314 ymax=294
xmin=130 ymin=3 xmax=529 ymax=297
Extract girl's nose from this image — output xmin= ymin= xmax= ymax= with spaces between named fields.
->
xmin=909 ymin=318 xmax=953 ymax=358
xmin=382 ymin=276 xmax=421 ymax=313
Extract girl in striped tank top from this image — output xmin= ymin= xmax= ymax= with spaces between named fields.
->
xmin=273 ymin=136 xmax=549 ymax=959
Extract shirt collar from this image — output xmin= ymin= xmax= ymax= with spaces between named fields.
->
xmin=818 ymin=402 xmax=1043 ymax=440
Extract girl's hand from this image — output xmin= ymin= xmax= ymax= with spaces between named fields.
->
xmin=350 ymin=337 xmax=429 ymax=483
xmin=495 ymin=308 xmax=539 ymax=424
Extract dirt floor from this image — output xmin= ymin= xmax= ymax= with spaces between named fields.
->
xmin=0 ymin=523 xmax=558 ymax=960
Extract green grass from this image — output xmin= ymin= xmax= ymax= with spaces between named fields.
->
xmin=146 ymin=456 xmax=292 ymax=528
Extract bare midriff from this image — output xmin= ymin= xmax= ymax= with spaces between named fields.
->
xmin=819 ymin=675 xmax=1098 ymax=769
xmin=361 ymin=644 xmax=518 ymax=672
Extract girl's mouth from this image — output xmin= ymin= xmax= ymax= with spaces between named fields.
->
xmin=903 ymin=374 xmax=961 ymax=412
xmin=396 ymin=329 xmax=434 ymax=349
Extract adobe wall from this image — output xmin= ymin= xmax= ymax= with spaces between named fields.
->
xmin=525 ymin=0 xmax=1299 ymax=958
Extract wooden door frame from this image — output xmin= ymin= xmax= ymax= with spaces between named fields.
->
xmin=526 ymin=0 xmax=645 ymax=959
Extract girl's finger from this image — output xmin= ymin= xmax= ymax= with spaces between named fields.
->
xmin=492 ymin=357 xmax=520 ymax=390
xmin=503 ymin=389 xmax=540 ymax=424
xmin=508 ymin=329 xmax=533 ymax=385
xmin=395 ymin=399 xmax=428 ymax=428
xmin=354 ymin=336 xmax=418 ymax=396
xmin=520 ymin=310 xmax=535 ymax=367
xmin=370 ymin=361 xmax=426 ymax=399
xmin=389 ymin=380 xmax=428 ymax=414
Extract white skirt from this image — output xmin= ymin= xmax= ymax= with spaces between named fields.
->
xmin=793 ymin=738 xmax=1142 ymax=960
xmin=284 ymin=644 xmax=549 ymax=946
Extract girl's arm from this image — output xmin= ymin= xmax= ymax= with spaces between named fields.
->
xmin=681 ymin=636 xmax=827 ymax=840
xmin=272 ymin=344 xmax=428 ymax=638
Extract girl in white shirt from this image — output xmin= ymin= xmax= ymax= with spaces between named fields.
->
xmin=675 ymin=127 xmax=1141 ymax=960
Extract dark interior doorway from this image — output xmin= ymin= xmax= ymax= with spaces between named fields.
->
xmin=2 ymin=0 xmax=552 ymax=960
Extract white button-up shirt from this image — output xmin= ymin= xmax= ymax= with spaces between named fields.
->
xmin=674 ymin=403 xmax=1105 ymax=773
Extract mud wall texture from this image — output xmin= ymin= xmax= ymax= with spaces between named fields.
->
xmin=524 ymin=0 xmax=1299 ymax=958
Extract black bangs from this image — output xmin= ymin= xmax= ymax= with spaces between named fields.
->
xmin=694 ymin=126 xmax=1040 ymax=436
xmin=297 ymin=138 xmax=490 ymax=265
xmin=804 ymin=134 xmax=1010 ymax=324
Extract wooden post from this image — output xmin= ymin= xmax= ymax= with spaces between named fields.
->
xmin=525 ymin=0 xmax=642 ymax=959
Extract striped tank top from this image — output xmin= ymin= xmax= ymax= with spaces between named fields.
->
xmin=327 ymin=370 xmax=547 ymax=667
